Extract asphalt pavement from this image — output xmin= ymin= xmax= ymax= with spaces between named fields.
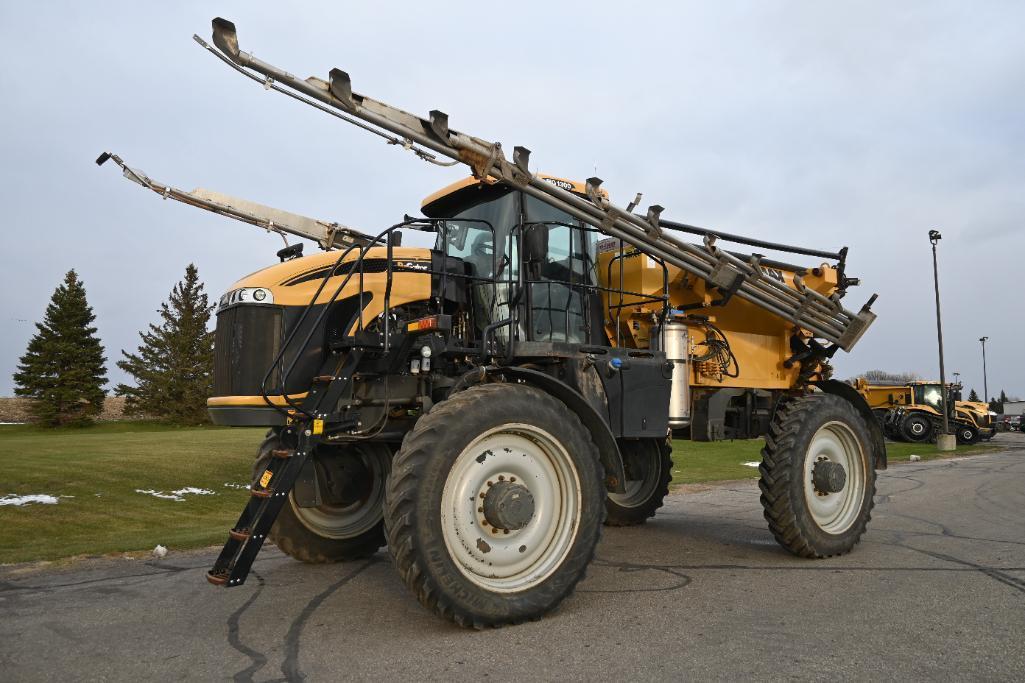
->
xmin=2 ymin=434 xmax=1024 ymax=681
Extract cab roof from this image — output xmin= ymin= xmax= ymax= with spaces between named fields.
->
xmin=420 ymin=174 xmax=600 ymax=217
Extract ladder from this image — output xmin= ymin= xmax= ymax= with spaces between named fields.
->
xmin=195 ymin=17 xmax=878 ymax=351
xmin=95 ymin=151 xmax=374 ymax=251
xmin=207 ymin=350 xmax=365 ymax=587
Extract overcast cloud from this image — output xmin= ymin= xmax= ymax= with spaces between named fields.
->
xmin=1 ymin=1 xmax=1022 ymax=399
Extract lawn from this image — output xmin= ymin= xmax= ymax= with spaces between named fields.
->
xmin=0 ymin=422 xmax=264 ymax=564
xmin=0 ymin=422 xmax=997 ymax=565
xmin=668 ymin=438 xmax=996 ymax=485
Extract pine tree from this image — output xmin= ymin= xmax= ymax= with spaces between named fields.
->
xmin=116 ymin=264 xmax=215 ymax=424
xmin=968 ymin=388 xmax=980 ymax=402
xmin=13 ymin=270 xmax=108 ymax=426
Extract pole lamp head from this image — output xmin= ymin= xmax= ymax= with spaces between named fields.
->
xmin=979 ymin=336 xmax=988 ymax=344
xmin=928 ymin=229 xmax=942 ymax=245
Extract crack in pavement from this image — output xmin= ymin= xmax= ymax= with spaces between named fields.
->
xmin=228 ymin=570 xmax=268 ymax=683
xmin=261 ymin=559 xmax=378 ymax=683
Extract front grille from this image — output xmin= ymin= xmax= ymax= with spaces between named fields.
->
xmin=213 ymin=306 xmax=283 ymax=397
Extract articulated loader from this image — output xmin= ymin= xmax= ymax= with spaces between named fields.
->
xmin=99 ymin=18 xmax=884 ymax=627
xmin=855 ymin=379 xmax=995 ymax=444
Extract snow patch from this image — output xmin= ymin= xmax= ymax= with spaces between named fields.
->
xmin=742 ymin=461 xmax=761 ymax=468
xmin=223 ymin=482 xmax=249 ymax=490
xmin=135 ymin=487 xmax=215 ymax=502
xmin=152 ymin=544 xmax=168 ymax=559
xmin=0 ymin=494 xmax=60 ymax=507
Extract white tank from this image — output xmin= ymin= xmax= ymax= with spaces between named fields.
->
xmin=660 ymin=321 xmax=691 ymax=428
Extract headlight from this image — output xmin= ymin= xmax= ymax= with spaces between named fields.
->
xmin=989 ymin=411 xmax=998 ymax=416
xmin=218 ymin=287 xmax=275 ymax=311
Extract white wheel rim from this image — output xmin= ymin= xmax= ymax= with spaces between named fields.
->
xmin=910 ymin=421 xmax=925 ymax=435
xmin=440 ymin=423 xmax=581 ymax=593
xmin=608 ymin=445 xmax=661 ymax=509
xmin=291 ymin=445 xmax=389 ymax=539
xmin=804 ymin=421 xmax=866 ymax=535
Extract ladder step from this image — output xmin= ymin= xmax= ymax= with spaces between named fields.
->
xmin=271 ymin=448 xmax=294 ymax=459
xmin=206 ymin=569 xmax=230 ymax=586
xmin=313 ymin=375 xmax=335 ymax=383
xmin=229 ymin=527 xmax=251 ymax=542
xmin=250 ymin=487 xmax=274 ymax=499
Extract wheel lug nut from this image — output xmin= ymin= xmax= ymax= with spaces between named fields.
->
xmin=487 ymin=481 xmax=493 ymax=487
xmin=498 ymin=475 xmax=505 ymax=481
xmin=510 ymin=476 xmax=516 ymax=482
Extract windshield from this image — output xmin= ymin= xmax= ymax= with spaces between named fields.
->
xmin=915 ymin=384 xmax=945 ymax=408
xmin=434 ymin=188 xmax=518 ymax=280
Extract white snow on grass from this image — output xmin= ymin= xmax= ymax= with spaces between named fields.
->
xmin=742 ymin=461 xmax=761 ymax=468
xmin=0 ymin=494 xmax=60 ymax=506
xmin=223 ymin=482 xmax=249 ymax=490
xmin=135 ymin=487 xmax=215 ymax=502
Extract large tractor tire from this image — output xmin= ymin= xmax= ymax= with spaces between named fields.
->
xmin=384 ymin=383 xmax=605 ymax=628
xmin=900 ymin=413 xmax=934 ymax=443
xmin=253 ymin=433 xmax=391 ymax=563
xmin=758 ymin=393 xmax=876 ymax=558
xmin=955 ymin=424 xmax=980 ymax=445
xmin=605 ymin=438 xmax=673 ymax=526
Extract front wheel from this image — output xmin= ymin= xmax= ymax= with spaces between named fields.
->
xmin=253 ymin=435 xmax=391 ymax=563
xmin=605 ymin=438 xmax=672 ymax=526
xmin=759 ymin=393 xmax=876 ymax=558
xmin=384 ymin=383 xmax=605 ymax=628
xmin=956 ymin=424 xmax=980 ymax=445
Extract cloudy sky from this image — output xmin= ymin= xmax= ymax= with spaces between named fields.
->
xmin=1 ymin=1 xmax=1022 ymax=400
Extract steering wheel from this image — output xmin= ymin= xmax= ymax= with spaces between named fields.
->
xmin=471 ymin=234 xmax=494 ymax=258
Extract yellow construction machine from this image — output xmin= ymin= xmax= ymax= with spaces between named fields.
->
xmin=855 ymin=379 xmax=995 ymax=444
xmin=98 ymin=18 xmax=884 ymax=628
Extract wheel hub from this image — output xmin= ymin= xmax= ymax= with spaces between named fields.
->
xmin=812 ymin=460 xmax=847 ymax=494
xmin=482 ymin=481 xmax=535 ymax=531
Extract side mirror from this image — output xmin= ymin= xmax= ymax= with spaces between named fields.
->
xmin=523 ymin=224 xmax=548 ymax=264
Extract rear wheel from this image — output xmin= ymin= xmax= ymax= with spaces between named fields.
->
xmin=253 ymin=434 xmax=391 ymax=563
xmin=605 ymin=438 xmax=672 ymax=526
xmin=384 ymin=383 xmax=605 ymax=628
xmin=759 ymin=393 xmax=876 ymax=558
xmin=901 ymin=413 xmax=934 ymax=443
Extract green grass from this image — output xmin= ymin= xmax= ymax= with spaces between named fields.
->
xmin=0 ymin=422 xmax=999 ymax=565
xmin=0 ymin=422 xmax=264 ymax=564
xmin=668 ymin=438 xmax=998 ymax=486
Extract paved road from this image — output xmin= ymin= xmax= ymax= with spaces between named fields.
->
xmin=3 ymin=435 xmax=1024 ymax=681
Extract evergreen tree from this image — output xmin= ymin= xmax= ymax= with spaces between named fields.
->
xmin=13 ymin=270 xmax=108 ymax=426
xmin=968 ymin=388 xmax=980 ymax=402
xmin=116 ymin=264 xmax=215 ymax=424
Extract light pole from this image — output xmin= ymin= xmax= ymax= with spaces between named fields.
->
xmin=929 ymin=230 xmax=950 ymax=438
xmin=979 ymin=336 xmax=989 ymax=403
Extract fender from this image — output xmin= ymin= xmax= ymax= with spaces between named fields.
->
xmin=814 ymin=379 xmax=888 ymax=470
xmin=486 ymin=366 xmax=627 ymax=494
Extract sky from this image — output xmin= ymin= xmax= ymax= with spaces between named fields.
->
xmin=1 ymin=1 xmax=1022 ymax=400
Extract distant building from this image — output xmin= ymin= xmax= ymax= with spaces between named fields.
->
xmin=1004 ymin=400 xmax=1025 ymax=416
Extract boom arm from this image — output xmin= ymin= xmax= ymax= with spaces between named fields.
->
xmin=95 ymin=152 xmax=375 ymax=251
xmin=196 ymin=17 xmax=877 ymax=351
